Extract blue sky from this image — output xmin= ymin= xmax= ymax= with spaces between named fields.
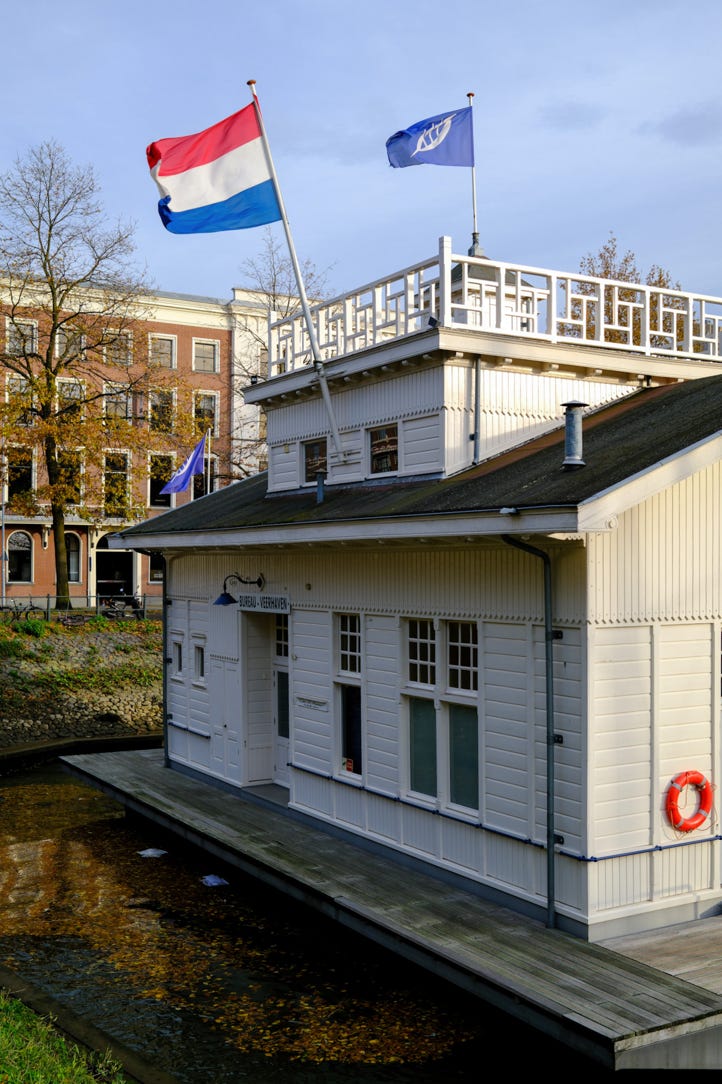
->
xmin=4 ymin=0 xmax=722 ymax=301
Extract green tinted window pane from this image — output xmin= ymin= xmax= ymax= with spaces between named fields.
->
xmin=410 ymin=697 xmax=436 ymax=797
xmin=449 ymin=703 xmax=478 ymax=809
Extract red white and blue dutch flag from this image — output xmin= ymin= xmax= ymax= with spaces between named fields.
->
xmin=146 ymin=103 xmax=282 ymax=234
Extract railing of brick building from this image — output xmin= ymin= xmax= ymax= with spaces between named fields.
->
xmin=267 ymin=235 xmax=722 ymax=376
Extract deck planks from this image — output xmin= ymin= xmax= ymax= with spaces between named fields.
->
xmin=61 ymin=748 xmax=722 ymax=1068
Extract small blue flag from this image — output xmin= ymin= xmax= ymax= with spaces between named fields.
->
xmin=160 ymin=433 xmax=207 ymax=494
xmin=386 ymin=107 xmax=474 ymax=168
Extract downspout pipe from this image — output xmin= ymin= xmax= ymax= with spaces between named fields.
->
xmin=501 ymin=534 xmax=557 ymax=929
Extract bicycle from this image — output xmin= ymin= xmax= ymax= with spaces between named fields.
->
xmin=0 ymin=598 xmax=46 ymax=623
xmin=101 ymin=596 xmax=142 ymax=620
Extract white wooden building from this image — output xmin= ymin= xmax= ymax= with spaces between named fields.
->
xmin=115 ymin=237 xmax=722 ymax=940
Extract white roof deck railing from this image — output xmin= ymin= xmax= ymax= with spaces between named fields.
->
xmin=266 ymin=235 xmax=722 ymax=377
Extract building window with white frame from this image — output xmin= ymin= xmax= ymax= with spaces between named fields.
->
xmin=149 ymin=453 xmax=173 ymax=508
xmin=104 ymin=452 xmax=129 ymax=517
xmin=57 ymin=448 xmax=82 ymax=505
xmin=57 ymin=378 xmax=84 ymax=422
xmin=337 ymin=613 xmax=363 ymax=775
xmin=193 ymin=640 xmax=206 ymax=684
xmin=7 ymin=530 xmax=32 ymax=583
xmin=6 ymin=319 xmax=37 ymax=356
xmin=55 ymin=326 xmax=85 ymax=363
xmin=369 ymin=423 xmax=398 ymax=475
xmin=105 ymin=331 xmax=131 ymax=367
xmin=6 ymin=447 xmax=34 ymax=507
xmin=149 ymin=335 xmax=175 ymax=368
xmin=193 ymin=391 xmax=218 ymax=437
xmin=149 ymin=389 xmax=174 ymax=432
xmin=104 ymin=383 xmax=132 ymax=422
xmin=192 ymin=455 xmax=216 ymax=500
xmin=303 ymin=438 xmax=327 ymax=484
xmin=192 ymin=339 xmax=219 ymax=373
xmin=405 ymin=618 xmax=479 ymax=812
xmin=66 ymin=533 xmax=81 ymax=583
xmin=275 ymin=613 xmax=289 ymax=658
xmin=6 ymin=375 xmax=34 ymax=427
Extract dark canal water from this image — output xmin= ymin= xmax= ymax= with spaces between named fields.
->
xmin=0 ymin=764 xmax=597 ymax=1081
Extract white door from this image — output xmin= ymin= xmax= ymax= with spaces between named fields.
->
xmin=210 ymin=657 xmax=241 ymax=781
xmin=273 ymin=667 xmax=290 ymax=786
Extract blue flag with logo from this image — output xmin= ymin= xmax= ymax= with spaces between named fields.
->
xmin=386 ymin=107 xmax=474 ymax=168
xmin=160 ymin=433 xmax=207 ymax=494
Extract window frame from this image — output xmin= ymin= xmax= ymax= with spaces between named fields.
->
xmin=148 ymin=452 xmax=174 ymax=509
xmin=303 ymin=438 xmax=328 ymax=485
xmin=193 ymin=390 xmax=219 ymax=438
xmin=149 ymin=334 xmax=176 ymax=369
xmin=103 ymin=450 xmax=130 ymax=518
xmin=104 ymin=330 xmax=132 ymax=367
xmin=335 ymin=612 xmax=363 ymax=778
xmin=65 ymin=532 xmax=82 ymax=584
xmin=5 ymin=318 xmax=37 ymax=356
xmin=192 ymin=338 xmax=220 ymax=373
xmin=7 ymin=529 xmax=33 ymax=583
xmin=6 ymin=445 xmax=35 ymax=505
xmin=368 ymin=423 xmax=399 ymax=476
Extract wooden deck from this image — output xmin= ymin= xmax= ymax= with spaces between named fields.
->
xmin=62 ymin=748 xmax=722 ymax=1071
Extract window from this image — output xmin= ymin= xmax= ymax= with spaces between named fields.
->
xmin=193 ymin=643 xmax=206 ymax=682
xmin=104 ymin=453 xmax=129 ymax=517
xmin=57 ymin=379 xmax=83 ymax=421
xmin=149 ymin=454 xmax=173 ymax=508
xmin=57 ymin=449 xmax=82 ymax=504
xmin=149 ymin=390 xmax=174 ymax=432
xmin=448 ymin=621 xmax=478 ymax=691
xmin=56 ymin=326 xmax=84 ymax=362
xmin=193 ymin=339 xmax=218 ymax=373
xmin=337 ymin=614 xmax=362 ymax=775
xmin=66 ymin=533 xmax=81 ymax=583
xmin=194 ymin=392 xmax=217 ymax=437
xmin=405 ymin=619 xmax=479 ymax=812
xmin=105 ymin=331 xmax=131 ymax=367
xmin=149 ymin=552 xmax=164 ymax=582
xmin=6 ymin=376 xmax=34 ymax=427
xmin=275 ymin=613 xmax=289 ymax=658
xmin=8 ymin=531 xmax=32 ymax=583
xmin=303 ymin=438 xmax=327 ymax=484
xmin=408 ymin=619 xmax=436 ymax=685
xmin=192 ymin=456 xmax=216 ymax=500
xmin=149 ymin=335 xmax=175 ymax=368
xmin=7 ymin=447 xmax=33 ymax=505
xmin=6 ymin=319 xmax=36 ymax=356
xmin=369 ymin=424 xmax=398 ymax=474
xmin=171 ymin=640 xmax=183 ymax=676
xmin=104 ymin=383 xmax=131 ymax=422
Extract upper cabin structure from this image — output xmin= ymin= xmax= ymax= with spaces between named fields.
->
xmin=116 ymin=236 xmax=722 ymax=941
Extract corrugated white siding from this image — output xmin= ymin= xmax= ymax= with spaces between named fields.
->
xmin=364 ymin=614 xmax=401 ymax=795
xmin=244 ymin=613 xmax=273 ymax=783
xmin=292 ymin=609 xmax=333 ymax=776
xmin=403 ymin=414 xmax=443 ymax=474
xmin=588 ymin=462 xmax=722 ymax=623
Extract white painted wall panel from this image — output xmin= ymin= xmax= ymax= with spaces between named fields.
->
xmin=364 ymin=614 xmax=401 ymax=795
xmin=292 ymin=609 xmax=333 ymax=775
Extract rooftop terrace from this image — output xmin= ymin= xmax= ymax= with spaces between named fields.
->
xmin=267 ymin=236 xmax=722 ymax=379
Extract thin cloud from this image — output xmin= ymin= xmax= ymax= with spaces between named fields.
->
xmin=640 ymin=103 xmax=722 ymax=146
xmin=538 ymin=102 xmax=606 ymax=131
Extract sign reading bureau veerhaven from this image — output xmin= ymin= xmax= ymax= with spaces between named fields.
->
xmin=237 ymin=593 xmax=290 ymax=614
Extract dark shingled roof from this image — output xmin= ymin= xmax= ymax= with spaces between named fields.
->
xmin=119 ymin=374 xmax=722 ymax=540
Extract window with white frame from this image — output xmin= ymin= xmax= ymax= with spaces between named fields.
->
xmin=149 ymin=335 xmax=175 ymax=368
xmin=369 ymin=423 xmax=398 ymax=475
xmin=57 ymin=378 xmax=84 ymax=422
xmin=303 ymin=438 xmax=327 ymax=484
xmin=66 ymin=533 xmax=81 ymax=583
xmin=192 ymin=639 xmax=206 ymax=683
xmin=192 ymin=455 xmax=216 ymax=500
xmin=56 ymin=326 xmax=84 ymax=362
xmin=6 ymin=447 xmax=34 ymax=506
xmin=149 ymin=453 xmax=173 ymax=508
xmin=171 ymin=637 xmax=183 ymax=678
xmin=192 ymin=339 xmax=219 ymax=373
xmin=105 ymin=331 xmax=131 ymax=367
xmin=104 ymin=383 xmax=132 ymax=422
xmin=149 ymin=552 xmax=164 ymax=582
xmin=6 ymin=319 xmax=36 ymax=356
xmin=275 ymin=613 xmax=289 ymax=658
xmin=405 ymin=618 xmax=479 ymax=812
xmin=149 ymin=389 xmax=174 ymax=432
xmin=8 ymin=530 xmax=32 ymax=583
xmin=336 ymin=613 xmax=362 ymax=775
xmin=103 ymin=452 xmax=129 ymax=517
xmin=193 ymin=391 xmax=218 ymax=437
xmin=6 ymin=375 xmax=34 ymax=427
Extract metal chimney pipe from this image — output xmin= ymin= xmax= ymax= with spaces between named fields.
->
xmin=561 ymin=401 xmax=587 ymax=470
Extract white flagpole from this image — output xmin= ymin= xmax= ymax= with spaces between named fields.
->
xmin=206 ymin=427 xmax=211 ymax=494
xmin=467 ymin=91 xmax=481 ymax=256
xmin=247 ymin=80 xmax=344 ymax=460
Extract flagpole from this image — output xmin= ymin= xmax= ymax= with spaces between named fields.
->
xmin=467 ymin=92 xmax=481 ymax=257
xmin=247 ymin=80 xmax=344 ymax=460
xmin=206 ymin=428 xmax=211 ymax=494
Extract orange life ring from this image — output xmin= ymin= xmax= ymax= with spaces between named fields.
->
xmin=666 ymin=771 xmax=713 ymax=832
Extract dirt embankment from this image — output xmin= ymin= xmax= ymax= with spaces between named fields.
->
xmin=0 ymin=617 xmax=163 ymax=749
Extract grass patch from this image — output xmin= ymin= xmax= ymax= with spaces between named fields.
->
xmin=0 ymin=989 xmax=126 ymax=1082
